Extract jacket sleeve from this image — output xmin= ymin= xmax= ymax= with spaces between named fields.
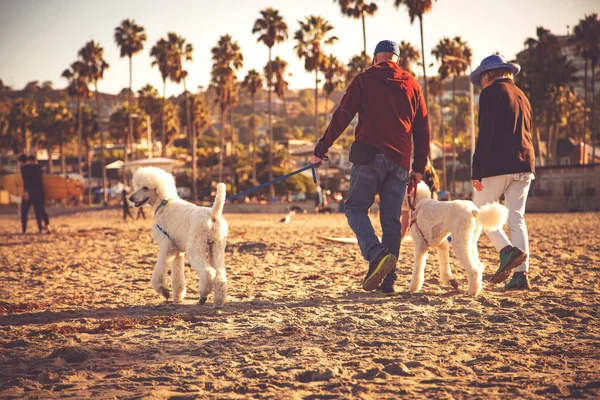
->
xmin=411 ymin=86 xmax=430 ymax=174
xmin=314 ymin=76 xmax=362 ymax=158
xmin=472 ymin=89 xmax=495 ymax=180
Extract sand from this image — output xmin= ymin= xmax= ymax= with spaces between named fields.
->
xmin=0 ymin=210 xmax=599 ymax=399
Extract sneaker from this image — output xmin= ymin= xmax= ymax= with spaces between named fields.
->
xmin=491 ymin=246 xmax=527 ymax=284
xmin=362 ymin=251 xmax=397 ymax=292
xmin=505 ymin=272 xmax=530 ymax=290
xmin=375 ymin=281 xmax=398 ymax=297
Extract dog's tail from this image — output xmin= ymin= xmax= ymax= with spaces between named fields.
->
xmin=211 ymin=183 xmax=226 ymax=219
xmin=473 ymin=202 xmax=508 ymax=231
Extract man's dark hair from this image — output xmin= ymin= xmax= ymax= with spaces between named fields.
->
xmin=26 ymin=155 xmax=36 ymax=162
xmin=17 ymin=154 xmax=27 ymax=163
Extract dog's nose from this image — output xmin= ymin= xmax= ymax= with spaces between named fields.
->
xmin=128 ymin=196 xmax=135 ymax=202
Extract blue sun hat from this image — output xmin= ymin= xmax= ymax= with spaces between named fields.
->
xmin=374 ymin=40 xmax=400 ymax=56
xmin=469 ymin=54 xmax=521 ymax=87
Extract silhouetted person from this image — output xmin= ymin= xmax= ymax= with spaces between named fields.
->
xmin=21 ymin=155 xmax=50 ymax=234
xmin=121 ymin=184 xmax=134 ymax=221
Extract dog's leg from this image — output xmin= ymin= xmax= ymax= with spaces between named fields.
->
xmin=188 ymin=242 xmax=214 ymax=306
xmin=152 ymin=249 xmax=174 ymax=300
xmin=452 ymin=228 xmax=482 ymax=296
xmin=472 ymin=225 xmax=485 ymax=273
xmin=437 ymin=239 xmax=458 ymax=290
xmin=409 ymin=233 xmax=429 ymax=293
xmin=171 ymin=252 xmax=187 ymax=303
xmin=210 ymin=240 xmax=228 ymax=309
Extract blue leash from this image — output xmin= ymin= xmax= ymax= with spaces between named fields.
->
xmin=225 ymin=158 xmax=327 ymax=203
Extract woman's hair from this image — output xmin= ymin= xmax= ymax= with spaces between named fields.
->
xmin=481 ymin=68 xmax=514 ymax=83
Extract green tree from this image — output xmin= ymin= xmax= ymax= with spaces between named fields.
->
xmin=395 ymin=0 xmax=435 ymax=111
xmin=346 ymin=52 xmax=371 ymax=83
xmin=572 ymin=14 xmax=600 ymax=161
xmin=114 ymin=19 xmax=146 ymax=167
xmin=7 ymin=99 xmax=36 ymax=152
xmin=335 ymin=0 xmax=378 ymax=64
xmin=294 ymin=15 xmax=338 ymax=141
xmin=150 ymin=36 xmax=177 ymax=156
xmin=31 ymin=102 xmax=75 ymax=173
xmin=77 ymin=40 xmax=110 ymax=204
xmin=62 ymin=61 xmax=91 ymax=177
xmin=253 ymin=7 xmax=288 ymax=200
xmin=242 ymin=69 xmax=263 ymax=114
xmin=322 ymin=54 xmax=346 ymax=113
xmin=398 ymin=40 xmax=420 ymax=75
xmin=211 ymin=35 xmax=243 ymax=183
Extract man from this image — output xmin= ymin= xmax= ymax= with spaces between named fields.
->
xmin=470 ymin=54 xmax=535 ymax=290
xmin=21 ymin=154 xmax=50 ymax=234
xmin=121 ymin=183 xmax=134 ymax=221
xmin=310 ymin=40 xmax=430 ymax=295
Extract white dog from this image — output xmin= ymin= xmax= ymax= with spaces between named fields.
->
xmin=407 ymin=182 xmax=508 ymax=296
xmin=129 ymin=167 xmax=229 ymax=308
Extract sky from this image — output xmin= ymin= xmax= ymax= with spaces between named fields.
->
xmin=0 ymin=0 xmax=598 ymax=97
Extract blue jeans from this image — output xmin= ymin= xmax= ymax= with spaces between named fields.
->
xmin=345 ymin=153 xmax=408 ymax=285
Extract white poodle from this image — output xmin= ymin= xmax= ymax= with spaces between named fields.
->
xmin=129 ymin=167 xmax=229 ymax=308
xmin=407 ymin=182 xmax=508 ymax=296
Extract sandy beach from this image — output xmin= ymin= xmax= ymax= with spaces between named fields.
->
xmin=1 ymin=210 xmax=599 ymax=399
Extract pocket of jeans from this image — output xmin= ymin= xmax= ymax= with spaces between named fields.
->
xmin=395 ymin=166 xmax=408 ymax=182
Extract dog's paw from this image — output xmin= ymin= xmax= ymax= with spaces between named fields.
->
xmin=199 ymin=296 xmax=208 ymax=305
xmin=160 ymin=287 xmax=170 ymax=299
xmin=449 ymin=279 xmax=459 ymax=290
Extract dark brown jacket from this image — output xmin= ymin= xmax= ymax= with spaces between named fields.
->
xmin=314 ymin=61 xmax=430 ymax=173
xmin=472 ymin=78 xmax=535 ymax=180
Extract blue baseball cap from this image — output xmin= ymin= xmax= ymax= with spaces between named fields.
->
xmin=374 ymin=40 xmax=400 ymax=56
xmin=470 ymin=54 xmax=521 ymax=87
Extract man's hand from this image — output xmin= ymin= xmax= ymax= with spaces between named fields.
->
xmin=409 ymin=171 xmax=422 ymax=184
xmin=23 ymin=192 xmax=29 ymax=201
xmin=309 ymin=155 xmax=323 ymax=165
xmin=472 ymin=180 xmax=484 ymax=192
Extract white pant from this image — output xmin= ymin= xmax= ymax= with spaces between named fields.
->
xmin=473 ymin=174 xmax=532 ymax=272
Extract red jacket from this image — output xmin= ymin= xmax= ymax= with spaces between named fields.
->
xmin=314 ymin=61 xmax=430 ymax=173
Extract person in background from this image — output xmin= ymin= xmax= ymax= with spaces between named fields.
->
xmin=121 ymin=183 xmax=134 ymax=221
xmin=21 ymin=155 xmax=50 ymax=234
xmin=470 ymin=54 xmax=535 ymax=291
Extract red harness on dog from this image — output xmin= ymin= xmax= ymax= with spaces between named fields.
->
xmin=406 ymin=177 xmax=430 ymax=246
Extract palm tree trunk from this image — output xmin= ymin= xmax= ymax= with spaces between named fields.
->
xmin=229 ymin=77 xmax=236 ymax=194
xmin=218 ymin=107 xmax=225 ymax=182
xmin=60 ymin=142 xmax=66 ymax=174
xmin=592 ymin=62 xmax=597 ymax=164
xmin=183 ymin=77 xmax=194 ymax=200
xmin=77 ymin=98 xmax=83 ymax=178
xmin=161 ymin=78 xmax=166 ymax=157
xmin=251 ymin=93 xmax=257 ymax=184
xmin=419 ymin=15 xmax=429 ymax=112
xmin=314 ymin=68 xmax=319 ymax=143
xmin=95 ymin=81 xmax=107 ymax=206
xmin=126 ymin=55 xmax=133 ymax=183
xmin=268 ymin=46 xmax=274 ymax=200
xmin=440 ymin=92 xmax=447 ymax=191
xmin=451 ymin=76 xmax=457 ymax=194
xmin=532 ymin=120 xmax=544 ymax=167
xmin=87 ymin=145 xmax=93 ymax=206
xmin=583 ymin=59 xmax=588 ymax=156
xmin=361 ymin=12 xmax=367 ymax=66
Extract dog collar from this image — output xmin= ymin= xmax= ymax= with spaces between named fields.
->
xmin=154 ymin=199 xmax=169 ymax=216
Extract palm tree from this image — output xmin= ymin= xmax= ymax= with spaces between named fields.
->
xmin=394 ymin=0 xmax=435 ymax=111
xmin=432 ymin=37 xmax=454 ymax=191
xmin=573 ymin=14 xmax=600 ymax=162
xmin=265 ymin=57 xmax=290 ymax=126
xmin=242 ymin=69 xmax=263 ymax=114
xmin=334 ymin=0 xmax=378 ymax=64
xmin=322 ymin=54 xmax=346 ymax=113
xmin=242 ymin=69 xmax=263 ymax=183
xmin=398 ymin=40 xmax=420 ymax=75
xmin=294 ymin=15 xmax=338 ymax=142
xmin=77 ymin=40 xmax=109 ymax=204
xmin=253 ymin=8 xmax=288 ymax=200
xmin=210 ymin=35 xmax=243 ymax=183
xmin=346 ymin=52 xmax=371 ymax=83
xmin=114 ymin=19 xmax=146 ymax=167
xmin=62 ymin=61 xmax=91 ymax=179
xmin=150 ymin=37 xmax=175 ymax=156
xmin=164 ymin=32 xmax=195 ymax=195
